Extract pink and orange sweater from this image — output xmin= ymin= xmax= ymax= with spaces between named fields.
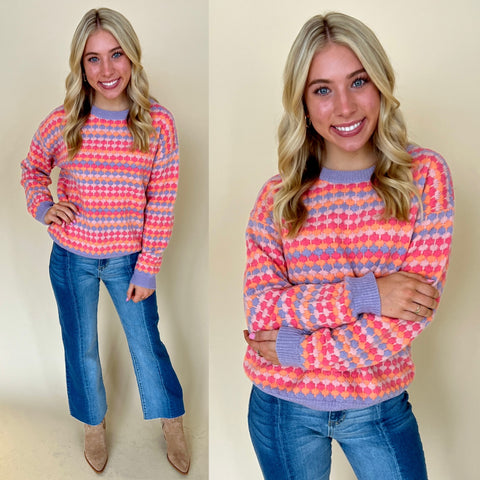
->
xmin=244 ymin=146 xmax=454 ymax=411
xmin=21 ymin=103 xmax=179 ymax=289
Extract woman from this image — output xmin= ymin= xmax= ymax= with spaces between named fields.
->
xmin=244 ymin=12 xmax=454 ymax=480
xmin=21 ymin=8 xmax=189 ymax=475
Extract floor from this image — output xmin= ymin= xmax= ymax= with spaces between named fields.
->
xmin=0 ymin=401 xmax=208 ymax=479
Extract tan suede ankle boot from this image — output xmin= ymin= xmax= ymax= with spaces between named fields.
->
xmin=84 ymin=418 xmax=108 ymax=473
xmin=162 ymin=416 xmax=190 ymax=474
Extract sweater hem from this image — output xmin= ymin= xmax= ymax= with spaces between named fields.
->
xmin=253 ymin=383 xmax=407 ymax=412
xmin=49 ymin=235 xmax=141 ymax=260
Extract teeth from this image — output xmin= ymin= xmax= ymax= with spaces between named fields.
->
xmin=334 ymin=121 xmax=362 ymax=132
xmin=101 ymin=79 xmax=118 ymax=87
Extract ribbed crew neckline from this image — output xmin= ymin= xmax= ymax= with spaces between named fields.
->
xmin=91 ymin=105 xmax=129 ymax=121
xmin=320 ymin=165 xmax=375 ymax=184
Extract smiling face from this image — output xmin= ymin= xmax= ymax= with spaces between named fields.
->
xmin=82 ymin=29 xmax=132 ymax=111
xmin=304 ymin=43 xmax=381 ymax=170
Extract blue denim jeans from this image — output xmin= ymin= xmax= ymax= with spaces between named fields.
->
xmin=49 ymin=243 xmax=184 ymax=425
xmin=248 ymin=386 xmax=427 ymax=480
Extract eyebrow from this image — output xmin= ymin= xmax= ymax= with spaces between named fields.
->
xmin=83 ymin=46 xmax=123 ymax=57
xmin=307 ymin=68 xmax=367 ymax=88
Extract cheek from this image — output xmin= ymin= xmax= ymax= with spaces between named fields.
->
xmin=121 ymin=60 xmax=132 ymax=79
xmin=309 ymin=103 xmax=333 ymax=127
xmin=83 ymin=62 xmax=96 ymax=80
xmin=364 ymin=89 xmax=381 ymax=118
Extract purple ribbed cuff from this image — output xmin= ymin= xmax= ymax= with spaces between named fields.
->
xmin=345 ymin=272 xmax=381 ymax=316
xmin=130 ymin=269 xmax=157 ymax=289
xmin=36 ymin=201 xmax=54 ymax=225
xmin=276 ymin=327 xmax=306 ymax=368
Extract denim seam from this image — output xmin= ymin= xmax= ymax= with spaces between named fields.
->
xmin=129 ymin=257 xmax=166 ymax=419
xmin=276 ymin=395 xmax=296 ymax=480
xmin=125 ymin=257 xmax=150 ymax=417
xmin=66 ymin=250 xmax=97 ymax=424
xmin=143 ymin=304 xmax=171 ymax=418
xmin=130 ymin=350 xmax=148 ymax=416
xmin=374 ymin=403 xmax=404 ymax=479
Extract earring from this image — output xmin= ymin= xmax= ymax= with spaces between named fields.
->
xmin=305 ymin=116 xmax=312 ymax=129
xmin=82 ymin=72 xmax=87 ymax=83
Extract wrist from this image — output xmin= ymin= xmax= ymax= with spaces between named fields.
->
xmin=345 ymin=272 xmax=381 ymax=316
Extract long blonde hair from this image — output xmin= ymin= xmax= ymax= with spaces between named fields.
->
xmin=63 ymin=8 xmax=155 ymax=159
xmin=275 ymin=12 xmax=419 ymax=237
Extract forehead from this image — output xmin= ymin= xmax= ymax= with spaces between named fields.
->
xmin=307 ymin=43 xmax=364 ymax=80
xmin=84 ymin=29 xmax=120 ymax=53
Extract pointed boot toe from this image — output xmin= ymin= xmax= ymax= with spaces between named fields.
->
xmin=162 ymin=416 xmax=190 ymax=475
xmin=84 ymin=419 xmax=108 ymax=473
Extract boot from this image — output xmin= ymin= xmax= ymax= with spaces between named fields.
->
xmin=84 ymin=418 xmax=108 ymax=473
xmin=162 ymin=416 xmax=190 ymax=474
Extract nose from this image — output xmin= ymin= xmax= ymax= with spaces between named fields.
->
xmin=100 ymin=59 xmax=114 ymax=77
xmin=334 ymin=89 xmax=356 ymax=117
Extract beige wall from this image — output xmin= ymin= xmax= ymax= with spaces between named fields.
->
xmin=0 ymin=0 xmax=207 ymax=472
xmin=210 ymin=0 xmax=479 ymax=479
xmin=1 ymin=0 xmax=478 ymax=478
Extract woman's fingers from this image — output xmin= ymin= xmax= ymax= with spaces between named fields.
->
xmin=411 ymin=291 xmax=439 ymax=311
xmin=377 ymin=271 xmax=440 ymax=321
xmin=45 ymin=202 xmax=78 ymax=225
xmin=243 ymin=330 xmax=280 ymax=364
xmin=410 ymin=302 xmax=433 ymax=320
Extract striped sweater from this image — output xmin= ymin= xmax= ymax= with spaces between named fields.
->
xmin=21 ymin=103 xmax=179 ymax=289
xmin=244 ymin=146 xmax=454 ymax=411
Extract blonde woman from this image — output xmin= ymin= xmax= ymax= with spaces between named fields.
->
xmin=21 ymin=8 xmax=189 ymax=475
xmin=244 ymin=12 xmax=454 ymax=479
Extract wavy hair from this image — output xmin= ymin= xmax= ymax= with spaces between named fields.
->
xmin=275 ymin=12 xmax=420 ymax=237
xmin=63 ymin=8 xmax=155 ymax=159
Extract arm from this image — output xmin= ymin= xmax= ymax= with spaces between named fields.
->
xmin=21 ymin=126 xmax=56 ymax=223
xmin=130 ymin=108 xmax=179 ymax=289
xmin=244 ymin=180 xmax=381 ymax=334
xmin=277 ymin=153 xmax=454 ymax=371
xmin=20 ymin=109 xmax=75 ymax=225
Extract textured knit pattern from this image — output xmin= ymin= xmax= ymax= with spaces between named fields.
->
xmin=21 ymin=103 xmax=179 ymax=289
xmin=244 ymin=146 xmax=454 ymax=411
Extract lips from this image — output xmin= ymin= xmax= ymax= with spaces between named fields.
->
xmin=331 ymin=118 xmax=365 ymax=137
xmin=99 ymin=78 xmax=121 ymax=89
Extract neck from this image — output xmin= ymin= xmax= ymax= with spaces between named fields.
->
xmin=323 ymin=142 xmax=377 ymax=171
xmin=93 ymin=94 xmax=130 ymax=111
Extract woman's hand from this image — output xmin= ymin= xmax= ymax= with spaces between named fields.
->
xmin=126 ymin=284 xmax=155 ymax=303
xmin=376 ymin=272 xmax=439 ymax=321
xmin=44 ymin=201 xmax=78 ymax=225
xmin=243 ymin=329 xmax=280 ymax=364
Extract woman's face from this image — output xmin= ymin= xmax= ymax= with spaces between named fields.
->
xmin=304 ymin=43 xmax=380 ymax=170
xmin=82 ymin=29 xmax=132 ymax=111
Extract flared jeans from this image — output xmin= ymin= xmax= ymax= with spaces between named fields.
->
xmin=248 ymin=386 xmax=428 ymax=480
xmin=49 ymin=242 xmax=185 ymax=425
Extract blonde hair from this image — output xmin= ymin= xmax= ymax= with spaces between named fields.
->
xmin=275 ymin=12 xmax=419 ymax=237
xmin=63 ymin=8 xmax=155 ymax=159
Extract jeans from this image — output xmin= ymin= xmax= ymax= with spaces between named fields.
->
xmin=248 ymin=386 xmax=427 ymax=480
xmin=49 ymin=242 xmax=184 ymax=425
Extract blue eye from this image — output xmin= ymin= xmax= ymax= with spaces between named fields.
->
xmin=315 ymin=86 xmax=330 ymax=96
xmin=87 ymin=56 xmax=99 ymax=63
xmin=352 ymin=77 xmax=368 ymax=88
xmin=112 ymin=51 xmax=123 ymax=59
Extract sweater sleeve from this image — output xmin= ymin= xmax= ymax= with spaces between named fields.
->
xmin=279 ymin=151 xmax=454 ymax=371
xmin=244 ymin=179 xmax=381 ymax=335
xmin=131 ymin=108 xmax=179 ymax=289
xmin=20 ymin=111 xmax=63 ymax=223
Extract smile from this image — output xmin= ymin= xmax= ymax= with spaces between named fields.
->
xmin=333 ymin=120 xmax=363 ymax=132
xmin=99 ymin=79 xmax=120 ymax=88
